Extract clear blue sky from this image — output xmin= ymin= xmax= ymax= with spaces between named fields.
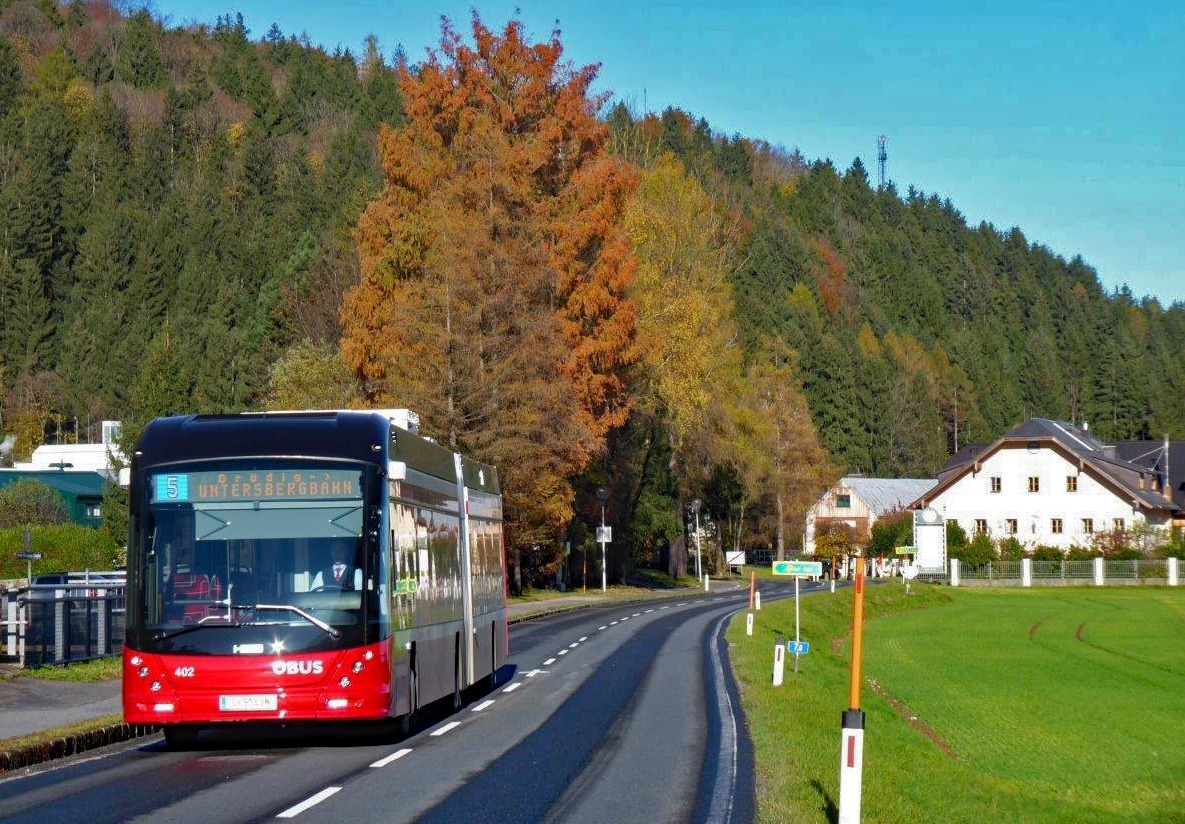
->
xmin=157 ymin=1 xmax=1185 ymax=306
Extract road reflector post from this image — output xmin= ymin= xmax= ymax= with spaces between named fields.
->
xmin=839 ymin=709 xmax=865 ymax=824
xmin=772 ymin=635 xmax=785 ymax=686
xmin=838 ymin=566 xmax=867 ymax=824
xmin=746 ymin=611 xmax=754 ymax=636
xmin=755 ymin=590 xmax=761 ymax=610
xmin=703 ymin=573 xmax=709 ymax=592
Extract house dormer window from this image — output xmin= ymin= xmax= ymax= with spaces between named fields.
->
xmin=990 ymin=476 xmax=1001 ymax=493
xmin=836 ymin=494 xmax=851 ymax=508
xmin=1066 ymin=475 xmax=1078 ymax=492
xmin=1028 ymin=476 xmax=1040 ymax=493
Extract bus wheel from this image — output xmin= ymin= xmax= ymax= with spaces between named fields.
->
xmin=398 ymin=671 xmax=417 ymax=737
xmin=163 ymin=724 xmax=200 ymax=749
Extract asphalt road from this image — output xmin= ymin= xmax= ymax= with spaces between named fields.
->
xmin=0 ymin=580 xmax=811 ymax=824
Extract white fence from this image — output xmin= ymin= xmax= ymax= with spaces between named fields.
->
xmin=933 ymin=557 xmax=1180 ymax=587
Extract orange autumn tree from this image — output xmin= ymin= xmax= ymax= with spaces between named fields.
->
xmin=341 ymin=15 xmax=638 ymax=589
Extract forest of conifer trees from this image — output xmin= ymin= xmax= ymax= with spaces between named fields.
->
xmin=2 ymin=1 xmax=1182 ymax=586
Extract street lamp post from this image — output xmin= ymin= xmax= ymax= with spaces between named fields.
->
xmin=597 ymin=487 xmax=609 ymax=593
xmin=690 ymin=498 xmax=702 ymax=581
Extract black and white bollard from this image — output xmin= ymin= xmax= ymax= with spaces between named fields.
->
xmin=755 ymin=590 xmax=761 ymax=610
xmin=772 ymin=636 xmax=785 ymax=686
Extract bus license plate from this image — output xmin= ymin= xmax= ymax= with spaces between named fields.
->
xmin=219 ymin=694 xmax=278 ymax=712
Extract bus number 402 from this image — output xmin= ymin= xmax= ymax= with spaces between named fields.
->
xmin=173 ymin=667 xmax=195 ymax=678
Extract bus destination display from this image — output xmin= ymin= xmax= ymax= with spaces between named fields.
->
xmin=152 ymin=470 xmax=360 ymax=503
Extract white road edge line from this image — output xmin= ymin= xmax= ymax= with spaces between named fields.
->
xmin=706 ymin=612 xmax=739 ymax=823
xmin=277 ymin=787 xmax=341 ymax=818
xmin=431 ymin=721 xmax=462 ymax=737
xmin=369 ymin=748 xmax=412 ymax=768
xmin=472 ymin=699 xmax=496 ymax=712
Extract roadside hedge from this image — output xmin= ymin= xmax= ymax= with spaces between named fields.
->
xmin=0 ymin=524 xmax=123 ymax=579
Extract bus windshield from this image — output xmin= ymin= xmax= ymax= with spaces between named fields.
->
xmin=135 ymin=461 xmax=383 ymax=654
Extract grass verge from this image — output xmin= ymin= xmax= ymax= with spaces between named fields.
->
xmin=21 ymin=656 xmax=121 ymax=682
xmin=728 ymin=582 xmax=1185 ymax=823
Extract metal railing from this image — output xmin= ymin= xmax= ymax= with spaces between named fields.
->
xmin=1 ymin=581 xmax=126 ymax=668
xmin=955 ymin=558 xmax=1171 ymax=584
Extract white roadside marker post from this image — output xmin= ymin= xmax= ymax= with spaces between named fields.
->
xmin=772 ymin=635 xmax=785 ymax=686
xmin=747 ymin=572 xmax=755 ymax=635
xmin=755 ymin=589 xmax=761 ymax=610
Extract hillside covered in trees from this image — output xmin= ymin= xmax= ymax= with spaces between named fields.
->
xmin=2 ymin=1 xmax=1183 ymax=586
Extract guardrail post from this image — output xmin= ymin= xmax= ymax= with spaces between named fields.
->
xmin=1169 ymin=557 xmax=1179 ymax=587
xmin=97 ymin=596 xmax=108 ymax=654
xmin=1022 ymin=558 xmax=1032 ymax=587
xmin=54 ymin=591 xmax=66 ymax=663
xmin=1094 ymin=557 xmax=1105 ymax=586
xmin=949 ymin=558 xmax=960 ymax=587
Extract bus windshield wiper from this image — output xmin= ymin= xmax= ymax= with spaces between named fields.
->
xmin=154 ymin=621 xmax=244 ymax=641
xmin=153 ymin=605 xmax=339 ymax=640
xmin=251 ymin=603 xmax=341 ymax=638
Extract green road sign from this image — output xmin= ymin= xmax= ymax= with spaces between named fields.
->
xmin=772 ymin=560 xmax=822 ymax=577
xmin=895 ymin=546 xmax=917 ymax=555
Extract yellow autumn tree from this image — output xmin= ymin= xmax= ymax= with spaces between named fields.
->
xmin=624 ymin=153 xmax=744 ymax=575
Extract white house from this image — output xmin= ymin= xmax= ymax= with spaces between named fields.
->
xmin=804 ymin=476 xmax=937 ymax=554
xmin=909 ymin=418 xmax=1180 ymax=550
xmin=13 ymin=420 xmax=124 ymax=481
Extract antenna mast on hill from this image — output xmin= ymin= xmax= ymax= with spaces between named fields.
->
xmin=877 ymin=135 xmax=888 ymax=189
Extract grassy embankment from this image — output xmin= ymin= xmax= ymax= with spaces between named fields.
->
xmin=728 ymin=582 xmax=1185 ymax=823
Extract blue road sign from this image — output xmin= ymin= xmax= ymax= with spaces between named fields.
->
xmin=786 ymin=640 xmax=810 ymax=655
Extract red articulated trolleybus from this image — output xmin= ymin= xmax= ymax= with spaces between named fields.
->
xmin=122 ymin=409 xmax=508 ymax=747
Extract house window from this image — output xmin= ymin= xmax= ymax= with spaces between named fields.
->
xmin=989 ymin=476 xmax=1001 ymax=493
xmin=974 ymin=519 xmax=988 ymax=534
xmin=1082 ymin=518 xmax=1094 ymax=534
xmin=836 ymin=494 xmax=851 ymax=508
xmin=85 ymin=505 xmax=101 ymax=518
xmin=1028 ymin=476 xmax=1040 ymax=493
xmin=1113 ymin=518 xmax=1125 ymax=532
xmin=1066 ymin=475 xmax=1078 ymax=493
xmin=1051 ymin=518 xmax=1063 ymax=534
xmin=1005 ymin=518 xmax=1017 ymax=534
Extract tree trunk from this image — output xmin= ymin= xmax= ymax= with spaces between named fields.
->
xmin=776 ymin=492 xmax=785 ymax=561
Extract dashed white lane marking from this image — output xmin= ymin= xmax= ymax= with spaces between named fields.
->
xmin=632 ymin=612 xmax=641 ymax=617
xmin=610 ymin=620 xmax=619 ymax=625
xmin=370 ymin=748 xmax=412 ymax=768
xmin=677 ymin=602 xmax=687 ymax=606
xmin=660 ymin=606 xmax=670 ymax=610
xmin=620 ymin=616 xmax=629 ymax=621
xmin=578 ymin=636 xmax=588 ymax=642
xmin=645 ymin=609 xmax=654 ymax=613
xmin=598 ymin=625 xmax=608 ymax=630
xmin=431 ymin=722 xmax=462 ymax=737
xmin=558 ymin=649 xmax=568 ymax=655
xmin=277 ymin=787 xmax=341 ymax=818
xmin=503 ymin=682 xmax=522 ymax=693
xmin=472 ymin=699 xmax=495 ymax=712
xmin=568 ymin=642 xmax=579 ymax=648
xmin=543 ymin=658 xmax=557 ymax=666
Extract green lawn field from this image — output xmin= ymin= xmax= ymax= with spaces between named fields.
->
xmin=728 ymin=583 xmax=1185 ymax=823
